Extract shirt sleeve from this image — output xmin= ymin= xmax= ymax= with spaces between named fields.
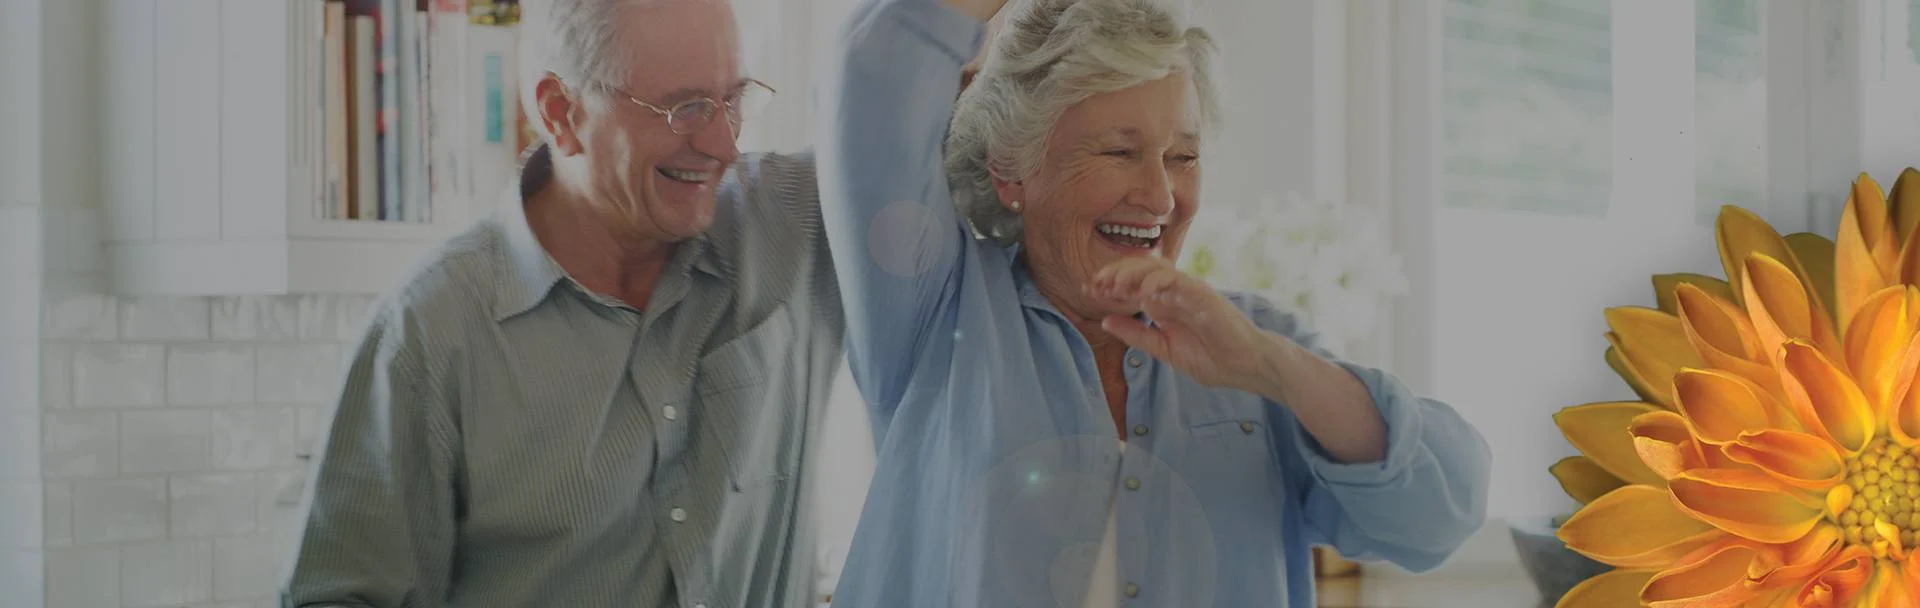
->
xmin=1236 ymin=293 xmax=1493 ymax=573
xmin=279 ymin=300 xmax=460 ymax=607
xmin=817 ymin=0 xmax=985 ymax=421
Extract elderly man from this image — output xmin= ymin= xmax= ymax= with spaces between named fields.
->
xmin=278 ymin=0 xmax=839 ymax=606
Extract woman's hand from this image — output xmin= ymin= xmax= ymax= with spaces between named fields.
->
xmin=1089 ymin=256 xmax=1285 ymax=393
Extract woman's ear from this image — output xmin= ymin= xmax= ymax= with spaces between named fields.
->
xmin=989 ymin=165 xmax=1026 ymax=213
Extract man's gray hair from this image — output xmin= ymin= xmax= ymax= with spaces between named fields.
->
xmin=947 ymin=0 xmax=1221 ymax=245
xmin=518 ymin=0 xmax=644 ymax=136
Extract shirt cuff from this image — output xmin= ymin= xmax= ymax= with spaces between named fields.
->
xmin=883 ymin=0 xmax=988 ymax=65
xmin=1291 ymin=361 xmax=1425 ymax=487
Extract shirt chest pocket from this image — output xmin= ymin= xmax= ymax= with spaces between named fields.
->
xmin=1182 ymin=398 xmax=1280 ymax=492
xmin=696 ymin=311 xmax=801 ymax=492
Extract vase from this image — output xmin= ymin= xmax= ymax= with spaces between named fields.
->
xmin=1508 ymin=515 xmax=1611 ymax=603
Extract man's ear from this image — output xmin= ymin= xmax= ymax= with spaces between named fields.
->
xmin=534 ymin=73 xmax=584 ymax=154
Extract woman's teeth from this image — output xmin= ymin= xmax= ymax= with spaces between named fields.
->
xmin=658 ymin=168 xmax=714 ymax=184
xmin=1097 ymin=223 xmax=1161 ymax=248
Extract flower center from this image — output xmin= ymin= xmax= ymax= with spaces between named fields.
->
xmin=1838 ymin=438 xmax=1920 ymax=549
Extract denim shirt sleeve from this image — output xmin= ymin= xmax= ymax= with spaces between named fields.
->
xmin=1234 ymin=293 xmax=1493 ymax=572
xmin=817 ymin=0 xmax=985 ymax=422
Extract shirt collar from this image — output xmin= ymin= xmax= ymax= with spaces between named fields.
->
xmin=491 ymin=144 xmax=725 ymax=321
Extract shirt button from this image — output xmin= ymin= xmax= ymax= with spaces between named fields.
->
xmin=1127 ymin=356 xmax=1143 ymax=368
xmin=1124 ymin=582 xmax=1140 ymax=597
xmin=669 ymin=507 xmax=687 ymax=523
xmin=1132 ymin=424 xmax=1149 ymax=437
xmin=1240 ymin=421 xmax=1255 ymax=434
xmin=1124 ymin=477 xmax=1141 ymax=491
xmin=663 ymin=405 xmax=678 ymax=421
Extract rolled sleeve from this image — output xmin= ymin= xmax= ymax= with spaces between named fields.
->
xmin=1290 ymin=361 xmax=1427 ymax=486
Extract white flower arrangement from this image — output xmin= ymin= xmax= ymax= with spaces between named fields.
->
xmin=1180 ymin=192 xmax=1409 ymax=355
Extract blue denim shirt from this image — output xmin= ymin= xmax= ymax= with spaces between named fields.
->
xmin=817 ymin=1 xmax=1493 ymax=605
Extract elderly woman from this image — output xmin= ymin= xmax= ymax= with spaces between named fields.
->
xmin=818 ymin=0 xmax=1492 ymax=605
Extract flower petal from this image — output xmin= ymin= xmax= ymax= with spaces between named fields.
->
xmin=1607 ymin=307 xmax=1706 ymax=408
xmin=1555 ymin=569 xmax=1656 ymax=608
xmin=1890 ymin=333 xmax=1920 ymax=446
xmin=1842 ymin=285 xmax=1920 ymax=418
xmin=1890 ymin=167 xmax=1920 ymax=244
xmin=1836 ymin=174 xmax=1899 ymax=335
xmin=1556 ymin=402 xmax=1667 ymax=486
xmin=1673 ymin=369 xmax=1783 ymax=445
xmin=1747 ymin=523 xmax=1844 ymax=591
xmin=1865 ymin=559 xmax=1917 ymax=608
xmin=1608 ymin=344 xmax=1669 ymax=408
xmin=1643 ymin=541 xmax=1765 ymax=608
xmin=1785 ymin=232 xmax=1839 ymax=323
xmin=1677 ymin=283 xmax=1763 ymax=360
xmin=1744 ymin=254 xmax=1846 ymax=370
xmin=1678 ymin=284 xmax=1785 ymax=397
xmin=1669 ymin=469 xmax=1825 ymax=543
xmin=1789 ymin=546 xmax=1873 ymax=608
xmin=1550 ymin=456 xmax=1628 ymax=504
xmin=1631 ymin=410 xmax=1707 ymax=480
xmin=1722 ymin=429 xmax=1847 ymax=491
xmin=1557 ymin=484 xmax=1727 ymax=568
xmin=1779 ymin=340 xmax=1876 ymax=454
xmin=1655 ymin=273 xmax=1738 ymax=316
xmin=1719 ymin=205 xmax=1811 ymax=310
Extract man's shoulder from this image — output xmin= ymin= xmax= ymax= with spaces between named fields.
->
xmin=366 ymin=217 xmax=515 ymax=336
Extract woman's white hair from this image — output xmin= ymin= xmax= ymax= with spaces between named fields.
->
xmin=948 ymin=0 xmax=1221 ymax=245
xmin=518 ymin=0 xmax=644 ymax=136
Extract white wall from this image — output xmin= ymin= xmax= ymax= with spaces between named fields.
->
xmin=3 ymin=0 xmax=47 ymax=602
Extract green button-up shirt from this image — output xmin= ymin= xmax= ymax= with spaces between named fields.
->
xmin=281 ymin=145 xmax=843 ymax=608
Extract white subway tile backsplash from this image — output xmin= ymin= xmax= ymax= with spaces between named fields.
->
xmin=170 ymin=474 xmax=258 ymax=537
xmin=257 ymin=470 xmax=306 ymax=526
xmin=121 ymin=539 xmax=213 ymax=607
xmin=42 ymin=410 xmax=118 ymax=479
xmin=0 ymin=409 xmax=38 ymax=480
xmin=0 ymin=482 xmax=42 ymax=548
xmin=72 ymin=478 xmax=166 ymax=544
xmin=168 ymin=344 xmax=256 ymax=405
xmin=212 ymin=296 xmax=299 ymax=342
xmin=43 ymin=293 xmax=118 ymax=341
xmin=45 ymin=482 xmax=72 ymax=548
xmin=296 ymin=405 xmax=331 ymax=456
xmin=73 ymin=343 xmax=165 ymax=407
xmin=212 ymin=534 xmax=275 ymax=601
xmin=42 ymin=342 xmax=73 ymax=408
xmin=121 ymin=296 xmax=212 ymax=341
xmin=256 ymin=344 xmax=342 ymax=405
xmin=47 ymin=547 xmax=117 ymax=608
xmin=212 ymin=408 xmax=299 ymax=470
xmin=121 ymin=410 xmax=212 ymax=474
xmin=298 ymin=295 xmax=375 ymax=341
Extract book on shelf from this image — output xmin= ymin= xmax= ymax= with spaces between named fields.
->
xmin=299 ymin=0 xmax=534 ymax=226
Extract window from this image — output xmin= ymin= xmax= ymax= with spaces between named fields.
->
xmin=1441 ymin=0 xmax=1612 ymax=217
xmin=1695 ymin=0 xmax=1767 ymax=224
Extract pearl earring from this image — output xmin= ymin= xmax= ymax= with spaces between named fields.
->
xmin=1010 ymin=200 xmax=1023 ymax=212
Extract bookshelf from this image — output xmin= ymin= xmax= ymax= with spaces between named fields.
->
xmin=100 ymin=0 xmax=528 ymax=296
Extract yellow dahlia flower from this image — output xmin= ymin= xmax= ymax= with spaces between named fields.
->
xmin=1553 ymin=169 xmax=1920 ymax=607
